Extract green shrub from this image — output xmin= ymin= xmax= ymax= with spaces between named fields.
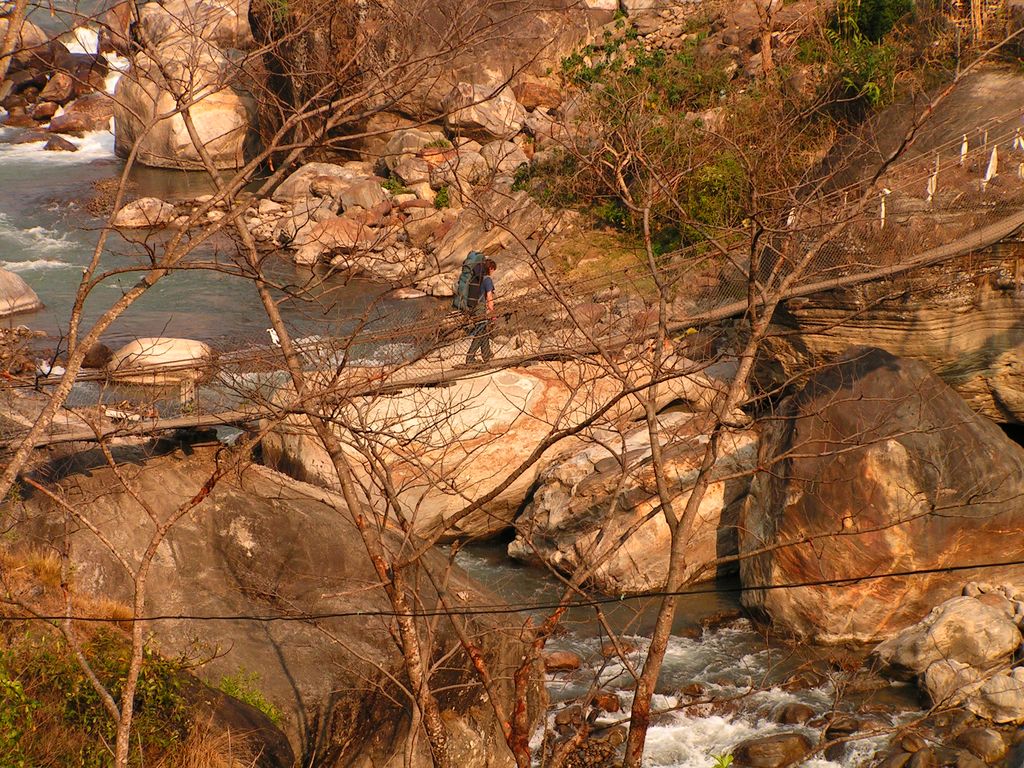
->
xmin=825 ymin=25 xmax=899 ymax=110
xmin=382 ymin=177 xmax=411 ymax=195
xmin=218 ymin=671 xmax=282 ymax=725
xmin=0 ymin=627 xmax=189 ymax=767
xmin=433 ymin=186 xmax=450 ymax=209
xmin=836 ymin=0 xmax=914 ymax=42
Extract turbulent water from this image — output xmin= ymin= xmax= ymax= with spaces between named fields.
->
xmin=0 ymin=15 xmax=922 ymax=767
xmin=455 ymin=545 xmax=919 ymax=768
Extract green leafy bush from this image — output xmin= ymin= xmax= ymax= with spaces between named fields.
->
xmin=382 ymin=177 xmax=411 ymax=195
xmin=836 ymin=0 xmax=914 ymax=42
xmin=0 ymin=627 xmax=189 ymax=767
xmin=218 ymin=670 xmax=282 ymax=725
xmin=433 ymin=186 xmax=450 ymax=209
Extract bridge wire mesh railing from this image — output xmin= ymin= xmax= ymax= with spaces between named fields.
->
xmin=5 ymin=109 xmax=1024 ymax=436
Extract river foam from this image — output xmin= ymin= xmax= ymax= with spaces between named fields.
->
xmin=0 ymin=125 xmax=115 ymax=163
xmin=0 ymin=213 xmax=77 ymax=259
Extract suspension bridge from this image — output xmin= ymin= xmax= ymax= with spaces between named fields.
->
xmin=4 ymin=109 xmax=1024 ymax=450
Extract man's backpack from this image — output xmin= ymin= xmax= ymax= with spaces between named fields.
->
xmin=452 ymin=250 xmax=485 ymax=311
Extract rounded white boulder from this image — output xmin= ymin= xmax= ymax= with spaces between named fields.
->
xmin=106 ymin=337 xmax=213 ymax=384
xmin=0 ymin=268 xmax=43 ymax=318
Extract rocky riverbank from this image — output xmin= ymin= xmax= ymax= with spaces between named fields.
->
xmin=7 ymin=0 xmax=1024 ymax=764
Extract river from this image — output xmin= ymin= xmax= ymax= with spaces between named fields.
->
xmin=0 ymin=15 xmax=919 ymax=767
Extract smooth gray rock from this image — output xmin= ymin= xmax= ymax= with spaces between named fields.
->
xmin=14 ymin=447 xmax=542 ymax=762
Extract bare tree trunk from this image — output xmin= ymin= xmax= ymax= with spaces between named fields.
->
xmin=0 ymin=0 xmax=29 ymax=83
xmin=756 ymin=0 xmax=775 ymax=76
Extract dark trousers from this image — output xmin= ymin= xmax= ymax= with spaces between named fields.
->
xmin=466 ymin=316 xmax=492 ymax=363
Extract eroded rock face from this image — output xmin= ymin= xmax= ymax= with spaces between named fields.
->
xmin=250 ymin=0 xmax=601 ymax=128
xmin=113 ymin=44 xmax=257 ymax=169
xmin=740 ymin=347 xmax=1024 ymax=643
xmin=136 ymin=0 xmax=254 ymax=50
xmin=0 ymin=267 xmax=43 ymax=318
xmin=508 ymin=410 xmax=757 ymax=594
xmin=12 ymin=446 xmax=542 ymax=763
xmin=765 ymin=248 xmax=1024 ymax=425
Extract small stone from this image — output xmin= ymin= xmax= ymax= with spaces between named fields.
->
xmin=773 ymin=702 xmax=815 ymax=725
xmin=543 ymin=650 xmax=581 ymax=672
xmin=732 ymin=732 xmax=812 ymax=768
xmin=592 ymin=691 xmax=620 ymax=713
xmin=81 ymin=342 xmax=113 ymax=369
xmin=600 ymin=640 xmax=638 ymax=657
xmin=43 ymin=135 xmax=78 ymax=152
xmin=681 ymin=682 xmax=706 ymax=698
xmin=900 ymin=733 xmax=927 ymax=753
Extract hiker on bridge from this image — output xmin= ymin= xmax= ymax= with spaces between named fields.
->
xmin=465 ymin=257 xmax=497 ymax=364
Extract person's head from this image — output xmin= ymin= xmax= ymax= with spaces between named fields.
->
xmin=484 ymin=258 xmax=497 ymax=275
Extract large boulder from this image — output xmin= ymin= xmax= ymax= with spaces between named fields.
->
xmin=0 ymin=267 xmax=43 ymax=318
xmin=111 ymin=197 xmax=177 ymax=228
xmin=425 ymin=186 xmax=543 ymax=280
xmin=48 ymin=92 xmax=114 ymax=133
xmin=443 ymin=83 xmax=526 ymax=141
xmin=968 ymin=669 xmax=1024 ymax=724
xmin=508 ymin=411 xmax=757 ymax=594
xmin=106 ymin=337 xmax=213 ymax=384
xmin=136 ymin=0 xmax=254 ymax=50
xmin=113 ymin=43 xmax=257 ymax=170
xmin=0 ymin=15 xmax=48 ymax=67
xmin=271 ymin=161 xmax=369 ymax=203
xmin=10 ymin=445 xmax=543 ymax=762
xmin=290 ymin=214 xmax=389 ymax=266
xmin=740 ymin=347 xmax=1024 ymax=643
xmin=262 ymin=358 xmax=705 ymax=540
xmin=872 ymin=596 xmax=1021 ymax=679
